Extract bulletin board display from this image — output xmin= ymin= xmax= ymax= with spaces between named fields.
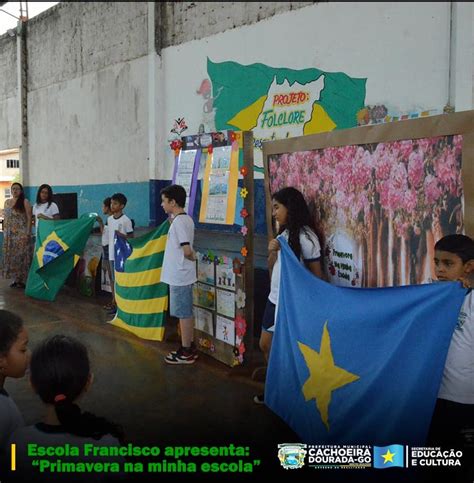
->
xmin=174 ymin=131 xmax=255 ymax=367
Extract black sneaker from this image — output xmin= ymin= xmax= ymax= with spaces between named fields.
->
xmin=253 ymin=394 xmax=265 ymax=405
xmin=164 ymin=347 xmax=196 ymax=365
xmin=168 ymin=342 xmax=199 ymax=360
xmin=106 ymin=305 xmax=117 ymax=316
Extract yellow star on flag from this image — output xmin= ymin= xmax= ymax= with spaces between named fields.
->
xmin=298 ymin=321 xmax=360 ymax=431
xmin=382 ymin=449 xmax=395 ymax=464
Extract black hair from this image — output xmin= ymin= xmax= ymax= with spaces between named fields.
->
xmin=0 ymin=310 xmax=24 ymax=356
xmin=272 ymin=187 xmax=317 ymax=259
xmin=111 ymin=193 xmax=127 ymax=207
xmin=11 ymin=182 xmax=26 ymax=213
xmin=160 ymin=184 xmax=187 ymax=208
xmin=36 ymin=184 xmax=54 ymax=208
xmin=103 ymin=197 xmax=111 ymax=209
xmin=30 ymin=335 xmax=124 ymax=442
xmin=435 ymin=234 xmax=474 ymax=264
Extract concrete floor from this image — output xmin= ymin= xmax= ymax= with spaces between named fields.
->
xmin=2 ymin=279 xmax=300 ymax=481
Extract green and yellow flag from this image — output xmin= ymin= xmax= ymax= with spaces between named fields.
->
xmin=110 ymin=221 xmax=170 ymax=341
xmin=26 ymin=214 xmax=97 ymax=301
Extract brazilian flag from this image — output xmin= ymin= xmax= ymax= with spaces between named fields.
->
xmin=110 ymin=221 xmax=170 ymax=341
xmin=26 ymin=214 xmax=97 ymax=301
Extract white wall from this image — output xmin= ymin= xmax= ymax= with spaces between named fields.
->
xmin=158 ymin=2 xmax=472 ymax=179
xmin=28 ymin=56 xmax=149 ymax=185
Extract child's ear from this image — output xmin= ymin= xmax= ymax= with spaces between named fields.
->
xmin=464 ymin=259 xmax=474 ymax=275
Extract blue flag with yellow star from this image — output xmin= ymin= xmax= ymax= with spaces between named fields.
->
xmin=265 ymin=237 xmax=466 ymax=446
xmin=373 ymin=445 xmax=404 ymax=468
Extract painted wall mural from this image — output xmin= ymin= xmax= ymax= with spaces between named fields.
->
xmin=198 ymin=59 xmax=366 ymax=172
xmin=357 ymin=105 xmax=442 ymax=126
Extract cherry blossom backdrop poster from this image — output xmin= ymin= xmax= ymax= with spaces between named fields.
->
xmin=263 ymin=112 xmax=474 ymax=288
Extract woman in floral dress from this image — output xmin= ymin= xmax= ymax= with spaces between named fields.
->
xmin=2 ymin=183 xmax=32 ymax=288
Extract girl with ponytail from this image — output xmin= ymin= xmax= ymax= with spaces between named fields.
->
xmin=9 ymin=335 xmax=124 ymax=481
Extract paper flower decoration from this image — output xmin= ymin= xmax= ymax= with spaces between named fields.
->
xmin=232 ymin=258 xmax=242 ymax=274
xmin=240 ymin=188 xmax=248 ymax=199
xmin=230 ymin=131 xmax=236 ymax=142
xmin=210 ymin=343 xmax=216 ymax=353
xmin=236 ymin=289 xmax=246 ymax=309
xmin=208 ymin=145 xmax=213 ymax=154
xmin=240 ymin=226 xmax=248 ymax=236
xmin=232 ymin=140 xmax=239 ymax=150
xmin=237 ymin=354 xmax=244 ymax=364
xmin=170 ymin=139 xmax=182 ymax=151
xmin=235 ymin=315 xmax=247 ymax=337
xmin=240 ymin=246 xmax=248 ymax=257
xmin=239 ymin=342 xmax=246 ymax=355
xmin=240 ymin=208 xmax=249 ymax=218
xmin=240 ymin=166 xmax=248 ymax=176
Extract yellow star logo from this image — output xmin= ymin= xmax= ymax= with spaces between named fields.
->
xmin=298 ymin=321 xmax=360 ymax=431
xmin=381 ymin=449 xmax=395 ymax=464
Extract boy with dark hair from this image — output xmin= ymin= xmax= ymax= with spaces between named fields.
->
xmin=106 ymin=193 xmax=134 ymax=316
xmin=160 ymin=184 xmax=197 ymax=364
xmin=428 ymin=234 xmax=474 ymax=456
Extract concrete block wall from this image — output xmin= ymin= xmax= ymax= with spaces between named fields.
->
xmin=158 ymin=1 xmax=316 ymax=48
xmin=0 ymin=33 xmax=20 ymax=149
xmin=27 ymin=2 xmax=148 ymax=90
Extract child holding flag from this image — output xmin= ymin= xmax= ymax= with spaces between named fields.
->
xmin=428 ymin=234 xmax=474 ymax=450
xmin=254 ymin=187 xmax=323 ymax=404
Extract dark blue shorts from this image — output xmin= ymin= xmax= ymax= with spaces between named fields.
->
xmin=262 ymin=300 xmax=276 ymax=332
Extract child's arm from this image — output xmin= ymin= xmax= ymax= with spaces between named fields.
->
xmin=268 ymin=238 xmax=280 ymax=278
xmin=96 ymin=216 xmax=104 ymax=234
xmin=306 ymin=260 xmax=324 ymax=279
xmin=116 ymin=217 xmax=134 ymax=238
xmin=268 ymin=251 xmax=278 ymax=278
xmin=37 ymin=213 xmax=60 ymax=220
xmin=115 ymin=231 xmax=134 ymax=239
xmin=182 ymin=244 xmax=196 ymax=261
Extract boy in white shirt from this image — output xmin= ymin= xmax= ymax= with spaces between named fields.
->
xmin=106 ymin=193 xmax=134 ymax=316
xmin=428 ymin=234 xmax=474 ymax=456
xmin=160 ymin=185 xmax=197 ymax=364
